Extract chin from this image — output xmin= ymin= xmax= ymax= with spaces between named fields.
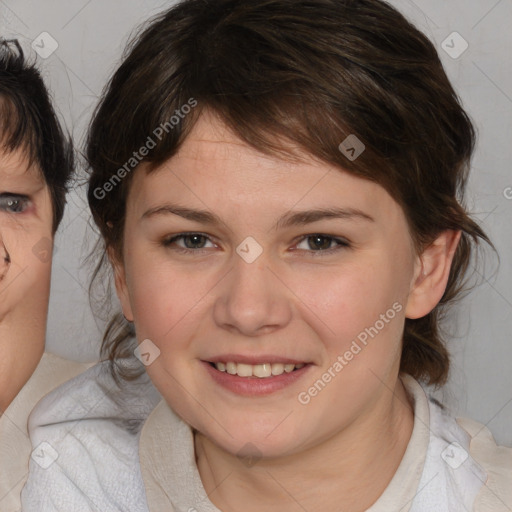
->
xmin=194 ymin=415 xmax=307 ymax=460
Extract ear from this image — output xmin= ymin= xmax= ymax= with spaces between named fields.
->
xmin=405 ymin=230 xmax=461 ymax=319
xmin=109 ymin=248 xmax=134 ymax=322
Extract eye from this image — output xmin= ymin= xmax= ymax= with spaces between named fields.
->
xmin=294 ymin=234 xmax=350 ymax=254
xmin=0 ymin=193 xmax=31 ymax=214
xmin=163 ymin=232 xmax=217 ymax=252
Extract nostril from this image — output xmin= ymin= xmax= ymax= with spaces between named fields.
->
xmin=0 ymin=242 xmax=10 ymax=280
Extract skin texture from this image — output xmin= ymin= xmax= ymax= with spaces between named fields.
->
xmin=115 ymin=112 xmax=460 ymax=512
xmin=0 ymin=148 xmax=53 ymax=412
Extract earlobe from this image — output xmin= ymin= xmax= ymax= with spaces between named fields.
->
xmin=405 ymin=230 xmax=461 ymax=319
xmin=109 ymin=249 xmax=134 ymax=322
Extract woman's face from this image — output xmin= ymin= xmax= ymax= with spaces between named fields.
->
xmin=115 ymin=113 xmax=431 ymax=458
xmin=0 ymin=147 xmax=53 ymax=411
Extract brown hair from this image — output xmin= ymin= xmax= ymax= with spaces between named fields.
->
xmin=87 ymin=0 xmax=491 ymax=385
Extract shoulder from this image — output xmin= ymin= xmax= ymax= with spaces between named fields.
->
xmin=456 ymin=416 xmax=512 ymax=511
xmin=21 ymin=359 xmax=161 ymax=512
xmin=27 ymin=358 xmax=159 ymax=432
xmin=401 ymin=375 xmax=512 ymax=512
xmin=3 ymin=352 xmax=90 ymax=435
xmin=427 ymin=390 xmax=512 ymax=511
xmin=0 ymin=353 xmax=90 ymax=511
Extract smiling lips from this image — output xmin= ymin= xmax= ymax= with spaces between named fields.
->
xmin=213 ymin=361 xmax=306 ymax=378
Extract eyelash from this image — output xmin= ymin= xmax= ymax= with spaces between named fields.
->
xmin=162 ymin=232 xmax=351 ymax=257
xmin=0 ymin=193 xmax=31 ymax=214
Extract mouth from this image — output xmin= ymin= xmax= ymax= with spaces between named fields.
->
xmin=209 ymin=361 xmax=306 ymax=379
xmin=203 ymin=357 xmax=311 ymax=396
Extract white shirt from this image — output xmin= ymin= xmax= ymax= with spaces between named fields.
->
xmin=21 ymin=361 xmax=512 ymax=511
xmin=0 ymin=353 xmax=89 ymax=512
xmin=139 ymin=375 xmax=511 ymax=512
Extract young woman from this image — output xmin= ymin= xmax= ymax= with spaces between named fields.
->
xmin=0 ymin=39 xmax=87 ymax=510
xmin=22 ymin=1 xmax=511 ymax=511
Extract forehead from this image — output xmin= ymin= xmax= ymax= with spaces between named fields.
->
xmin=174 ymin=111 xmax=307 ymax=166
xmin=130 ymin=113 xmax=405 ymax=229
xmin=0 ymin=146 xmax=44 ymax=186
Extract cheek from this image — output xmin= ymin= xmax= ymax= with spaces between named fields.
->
xmin=297 ymin=263 xmax=391 ymax=326
xmin=292 ymin=256 xmax=409 ymax=360
xmin=0 ymin=229 xmax=52 ymax=320
xmin=124 ymin=247 xmax=211 ymax=341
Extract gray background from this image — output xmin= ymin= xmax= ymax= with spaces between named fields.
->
xmin=1 ymin=0 xmax=511 ymax=445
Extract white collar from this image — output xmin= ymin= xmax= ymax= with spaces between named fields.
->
xmin=139 ymin=374 xmax=467 ymax=512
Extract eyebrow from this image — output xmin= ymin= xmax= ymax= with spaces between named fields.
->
xmin=275 ymin=207 xmax=374 ymax=229
xmin=142 ymin=204 xmax=221 ymax=224
xmin=141 ymin=203 xmax=375 ymax=228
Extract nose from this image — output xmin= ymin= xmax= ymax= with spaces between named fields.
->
xmin=0 ymin=237 xmax=10 ymax=282
xmin=213 ymin=254 xmax=292 ymax=337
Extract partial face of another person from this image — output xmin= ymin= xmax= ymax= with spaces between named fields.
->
xmin=0 ymin=147 xmax=53 ymax=411
xmin=115 ymin=112 xmax=455 ymax=460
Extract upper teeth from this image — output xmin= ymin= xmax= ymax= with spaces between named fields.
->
xmin=215 ymin=362 xmax=305 ymax=378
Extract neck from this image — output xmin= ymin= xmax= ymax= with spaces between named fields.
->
xmin=195 ymin=376 xmax=414 ymax=512
xmin=0 ymin=314 xmax=44 ymax=412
